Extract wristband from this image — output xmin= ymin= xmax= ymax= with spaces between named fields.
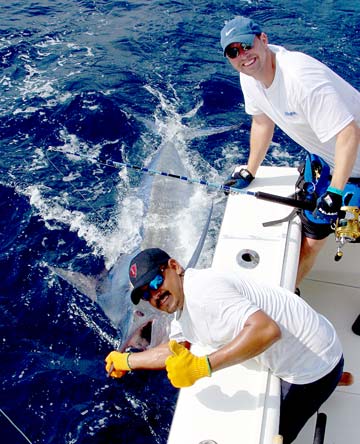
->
xmin=127 ymin=352 xmax=132 ymax=370
xmin=205 ymin=355 xmax=212 ymax=376
xmin=327 ymin=186 xmax=343 ymax=196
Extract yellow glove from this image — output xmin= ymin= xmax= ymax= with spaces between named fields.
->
xmin=165 ymin=340 xmax=211 ymax=388
xmin=105 ymin=351 xmax=131 ymax=378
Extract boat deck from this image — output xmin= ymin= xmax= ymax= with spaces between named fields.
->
xmin=295 ymin=239 xmax=360 ymax=444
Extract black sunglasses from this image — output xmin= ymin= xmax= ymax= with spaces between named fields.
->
xmin=225 ymin=42 xmax=253 ymax=59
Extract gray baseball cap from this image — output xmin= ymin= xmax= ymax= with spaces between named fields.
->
xmin=220 ymin=16 xmax=262 ymax=54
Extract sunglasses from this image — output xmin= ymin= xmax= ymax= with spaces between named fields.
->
xmin=141 ymin=273 xmax=164 ymax=301
xmin=225 ymin=42 xmax=253 ymax=59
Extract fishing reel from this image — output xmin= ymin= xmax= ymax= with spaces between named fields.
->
xmin=334 ymin=206 xmax=360 ymax=261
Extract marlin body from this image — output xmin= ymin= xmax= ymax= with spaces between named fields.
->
xmin=50 ymin=140 xmax=213 ymax=351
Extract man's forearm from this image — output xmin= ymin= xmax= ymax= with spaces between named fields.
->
xmin=127 ymin=341 xmax=190 ymax=370
xmin=207 ymin=310 xmax=281 ymax=372
xmin=247 ymin=114 xmax=275 ymax=175
xmin=127 ymin=342 xmax=172 ymax=370
xmin=331 ymin=121 xmax=360 ymax=190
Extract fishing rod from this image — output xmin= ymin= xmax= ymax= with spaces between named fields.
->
xmin=0 ymin=409 xmax=33 ymax=444
xmin=49 ymin=148 xmax=315 ymax=212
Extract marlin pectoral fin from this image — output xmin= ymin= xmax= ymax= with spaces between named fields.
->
xmin=48 ymin=265 xmax=98 ymax=302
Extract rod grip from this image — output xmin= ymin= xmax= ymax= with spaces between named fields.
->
xmin=313 ymin=412 xmax=327 ymax=444
xmin=254 ymin=191 xmax=315 ymax=211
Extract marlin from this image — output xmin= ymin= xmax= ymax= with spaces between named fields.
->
xmin=49 ymin=140 xmax=214 ymax=352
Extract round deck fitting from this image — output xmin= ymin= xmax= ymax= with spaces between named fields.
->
xmin=236 ymin=249 xmax=260 ymax=269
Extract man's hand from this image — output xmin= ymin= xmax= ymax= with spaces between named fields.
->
xmin=313 ymin=188 xmax=343 ymax=223
xmin=105 ymin=351 xmax=131 ymax=378
xmin=224 ymin=167 xmax=254 ymax=191
xmin=165 ymin=340 xmax=211 ymax=388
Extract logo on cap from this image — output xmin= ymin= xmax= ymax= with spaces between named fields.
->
xmin=225 ymin=27 xmax=236 ymax=36
xmin=129 ymin=263 xmax=137 ymax=278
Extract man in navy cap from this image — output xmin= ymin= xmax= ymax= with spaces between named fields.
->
xmin=105 ymin=247 xmax=344 ymax=443
xmin=220 ymin=16 xmax=360 ymax=288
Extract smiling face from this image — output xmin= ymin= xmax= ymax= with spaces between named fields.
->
xmin=226 ymin=33 xmax=275 ymax=87
xmin=142 ymin=259 xmax=185 ymax=314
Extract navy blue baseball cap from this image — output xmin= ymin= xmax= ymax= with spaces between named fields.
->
xmin=129 ymin=248 xmax=170 ymax=305
xmin=220 ymin=16 xmax=262 ymax=54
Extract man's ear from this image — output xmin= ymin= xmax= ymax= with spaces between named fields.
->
xmin=259 ymin=32 xmax=268 ymax=45
xmin=168 ymin=258 xmax=182 ymax=273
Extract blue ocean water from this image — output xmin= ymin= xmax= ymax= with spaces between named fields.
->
xmin=0 ymin=1 xmax=359 ymax=443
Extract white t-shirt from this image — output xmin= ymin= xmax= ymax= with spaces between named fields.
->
xmin=240 ymin=45 xmax=360 ymax=177
xmin=170 ymin=268 xmax=342 ymax=384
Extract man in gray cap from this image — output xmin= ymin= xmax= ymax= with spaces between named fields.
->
xmin=220 ymin=16 xmax=360 ymax=289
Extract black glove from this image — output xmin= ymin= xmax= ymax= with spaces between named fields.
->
xmin=313 ymin=188 xmax=343 ymax=223
xmin=224 ymin=168 xmax=255 ymax=192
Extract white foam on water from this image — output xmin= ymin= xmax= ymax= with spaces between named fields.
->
xmin=18 ymin=84 xmax=234 ymax=273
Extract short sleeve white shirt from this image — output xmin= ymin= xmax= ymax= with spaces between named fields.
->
xmin=240 ymin=45 xmax=360 ymax=176
xmin=170 ymin=268 xmax=342 ymax=384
